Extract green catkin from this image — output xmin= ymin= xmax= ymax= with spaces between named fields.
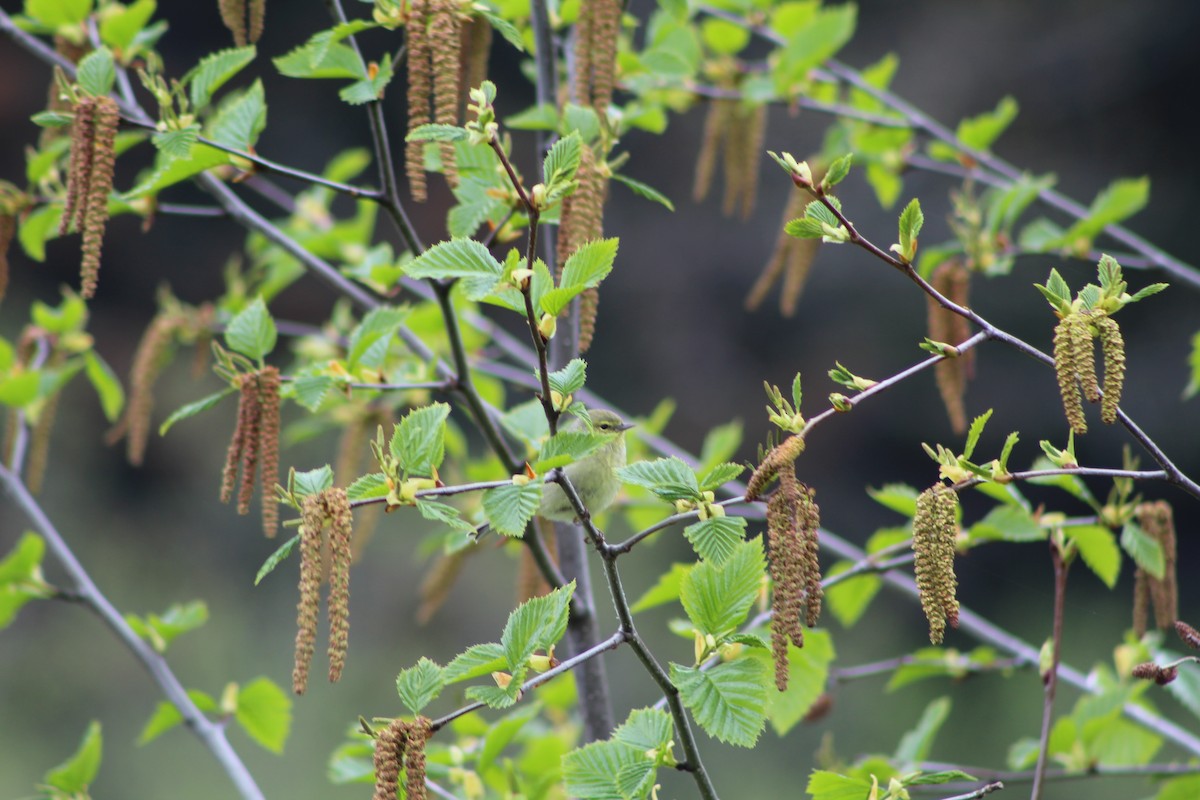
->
xmin=927 ymin=260 xmax=973 ymax=434
xmin=1072 ymin=313 xmax=1100 ymax=403
xmin=1053 ymin=314 xmax=1087 ymax=435
xmin=1095 ymin=314 xmax=1125 ymax=424
xmin=293 ymin=495 xmax=325 ymax=694
xmin=912 ymin=485 xmax=960 ymax=644
xmin=326 ymin=488 xmax=353 ymax=682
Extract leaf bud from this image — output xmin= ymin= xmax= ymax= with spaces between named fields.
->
xmin=829 ymin=392 xmax=853 ymax=412
xmin=537 ymin=312 xmax=557 ymax=340
xmin=491 ymin=671 xmax=513 ymax=689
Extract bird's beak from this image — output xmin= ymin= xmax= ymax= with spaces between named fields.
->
xmin=617 ymin=421 xmax=635 ymax=432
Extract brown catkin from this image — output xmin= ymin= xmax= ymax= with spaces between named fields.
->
xmin=61 ymin=96 xmax=96 ymax=237
xmin=766 ymin=462 xmax=806 ymax=691
xmin=1136 ymin=501 xmax=1177 ymax=630
xmin=1132 ymin=566 xmax=1150 ymax=638
xmin=745 ymin=434 xmax=806 ymax=501
xmin=236 ymin=374 xmax=263 ymax=515
xmin=588 ymin=0 xmax=620 ymax=116
xmin=1176 ymin=620 xmax=1200 ymax=650
xmin=24 ymin=391 xmax=59 ymax=495
xmin=912 ymin=485 xmax=960 ymax=644
xmin=733 ymin=103 xmax=766 ymax=219
xmin=257 ymin=367 xmax=281 ymax=537
xmin=220 ymin=374 xmax=254 ymax=504
xmin=927 ymin=260 xmax=973 ymax=434
xmin=720 ymin=103 xmax=747 ymax=218
xmin=404 ymin=717 xmax=433 ymax=800
xmin=371 ymin=720 xmax=407 ymax=800
xmin=109 ymin=312 xmax=179 ymax=466
xmin=325 ymin=488 xmax=353 ymax=682
xmin=406 ymin=0 xmax=433 ymax=202
xmin=293 ymin=495 xmax=325 ymax=694
xmin=79 ymin=96 xmax=118 ymax=299
xmin=430 ymin=0 xmax=462 ymax=185
xmin=1095 ymin=314 xmax=1125 ymax=424
xmin=1053 ymin=315 xmax=1087 ymax=435
xmin=746 ymin=189 xmax=819 ymax=316
xmin=247 ymin=0 xmax=266 ymax=44
xmin=555 ymin=145 xmax=608 ymax=352
xmin=218 ymin=0 xmax=248 ymax=45
xmin=693 ymin=99 xmax=730 ymax=203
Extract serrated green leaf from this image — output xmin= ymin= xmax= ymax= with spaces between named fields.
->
xmin=443 ymin=642 xmax=506 ymax=684
xmin=415 ymin=498 xmax=476 ymax=533
xmin=44 ymin=721 xmax=102 ymax=792
xmin=614 ymin=707 xmax=675 ymax=755
xmin=533 ymin=430 xmax=610 ymax=472
xmin=562 ymin=738 xmax=651 ymax=800
xmin=126 ymin=601 xmax=208 ymax=652
xmin=773 ymin=4 xmax=857 ymax=88
xmin=764 ymin=629 xmax=835 ymax=736
xmin=390 ymin=402 xmax=450 ymax=478
xmin=905 ymin=770 xmax=979 ymax=787
xmin=501 ymin=581 xmax=575 ymax=668
xmin=406 ymin=123 xmax=468 ymax=142
xmin=235 ymin=677 xmax=292 ymax=754
xmin=895 ymin=696 xmax=951 ymax=765
xmin=1067 ymin=525 xmax=1121 ymax=589
xmin=701 ymin=17 xmax=750 ymax=55
xmin=158 ymin=387 xmax=236 ymax=436
xmin=482 ymin=480 xmax=543 ymax=537
xmin=346 ymin=473 xmax=388 ymax=502
xmin=346 ymin=307 xmax=407 ymax=369
xmin=25 ymin=0 xmax=93 ymax=28
xmin=506 ymin=103 xmax=559 ymax=130
xmin=962 ymin=408 xmax=991 ymax=460
xmin=475 ymin=6 xmax=525 ymax=52
xmin=680 ymin=538 xmax=764 ymax=636
xmin=560 ymin=238 xmax=618 ymax=292
xmin=292 ymin=465 xmax=334 ymax=498
xmin=289 ymin=374 xmax=333 ymax=412
xmin=867 ymin=483 xmax=919 ymax=517
xmin=548 ymin=358 xmax=587 ymax=396
xmin=273 ymin=39 xmax=363 ymax=79
xmin=543 ymin=131 xmax=582 ymax=188
xmin=99 ymin=0 xmax=156 ymax=53
xmin=76 ymin=48 xmax=116 ymax=96
xmin=339 ymin=57 xmax=394 ymax=105
xmin=822 ymin=153 xmax=853 ymax=191
xmin=120 ymin=140 xmax=229 ymax=200
xmin=806 ymin=770 xmax=873 ymax=800
xmin=1060 ymin=177 xmax=1150 ymax=246
xmin=610 ymin=172 xmax=675 ymax=211
xmin=697 ymin=463 xmax=743 ymax=493
xmin=225 ymin=297 xmax=276 ymax=360
xmin=151 ymin=126 xmax=200 ymax=159
xmin=403 ymin=239 xmax=503 ymax=298
xmin=186 ymin=46 xmax=257 ymax=110
xmin=254 ymin=534 xmax=299 ymax=585
xmin=671 ymin=659 xmax=768 ymax=747
xmin=466 ymin=680 xmax=522 ymax=709
xmin=82 ymin=351 xmax=124 ymax=422
xmin=17 ymin=204 xmax=61 ymax=262
xmin=31 ymin=110 xmax=74 ymax=127
xmin=1120 ymin=522 xmax=1165 ymax=580
xmin=897 ymin=197 xmax=924 ymax=262
xmin=968 ymin=505 xmax=1043 ymax=543
xmin=616 ymin=457 xmax=700 ymax=502
xmin=395 ymin=657 xmax=445 ymax=715
xmin=682 ymin=516 xmax=747 ymax=565
xmin=208 ymin=80 xmax=267 ymax=151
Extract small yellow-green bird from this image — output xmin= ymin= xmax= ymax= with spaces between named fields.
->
xmin=475 ymin=409 xmax=633 ymax=539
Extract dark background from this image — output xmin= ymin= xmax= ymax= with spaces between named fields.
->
xmin=3 ymin=1 xmax=1200 ymax=798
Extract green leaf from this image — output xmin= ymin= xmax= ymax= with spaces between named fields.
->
xmin=346 ymin=472 xmax=388 ymax=502
xmin=968 ymin=505 xmax=1043 ymax=543
xmin=99 ymin=0 xmax=157 ymax=54
xmin=680 ymin=538 xmax=765 ymax=637
xmin=31 ymin=110 xmax=74 ymax=128
xmin=395 ymin=657 xmax=445 ymax=715
xmin=254 ymin=534 xmax=299 ymax=585
xmin=806 ymin=771 xmax=873 ymax=800
xmin=289 ymin=374 xmax=334 ymax=412
xmin=962 ymin=408 xmax=991 ymax=460
xmin=697 ymin=462 xmax=743 ymax=492
xmin=44 ymin=721 xmax=103 ymax=793
xmin=821 ymin=153 xmax=853 ymax=191
xmin=1067 ymin=525 xmax=1121 ymax=588
xmin=416 ymin=498 xmax=475 ymax=534
xmin=773 ymin=4 xmax=857 ymax=88
xmin=0 ymin=531 xmax=45 ymax=585
xmin=0 ymin=372 xmax=39 ymax=407
xmin=501 ymin=581 xmax=575 ymax=668
xmin=273 ymin=39 xmax=363 ymax=80
xmin=402 ymin=239 xmax=504 ymax=299
xmin=475 ymin=6 xmax=525 ymax=52
xmin=610 ymin=172 xmax=675 ymax=211
xmin=682 ymin=516 xmax=747 ymax=565
xmin=562 ymin=738 xmax=652 ymax=800
xmin=83 ymin=351 xmax=124 ymax=422
xmin=701 ymin=17 xmax=750 ymax=55
xmin=764 ymin=629 xmax=835 ymax=736
xmin=905 ymin=770 xmax=978 ymax=787
xmin=533 ymin=430 xmax=611 ymax=473
xmin=895 ymin=696 xmax=952 ymax=765
xmin=406 ymin=123 xmax=468 ymax=142
xmin=1060 ymin=177 xmax=1149 ymax=246
xmin=152 ymin=126 xmax=201 ymax=159
xmin=560 ymin=238 xmax=618 ymax=292
xmin=208 ymin=80 xmax=267 ymax=151
xmin=76 ymin=48 xmax=116 ymax=96
xmin=339 ymin=57 xmax=394 ymax=105
xmin=616 ymin=457 xmax=700 ymax=502
xmin=120 ymin=139 xmax=229 ymax=200
xmin=482 ymin=480 xmax=543 ymax=537
xmin=126 ymin=600 xmax=209 ymax=653
xmin=930 ymin=96 xmax=1018 ymax=161
xmin=896 ymin=197 xmax=924 ymax=262
xmin=292 ymin=465 xmax=334 ymax=498
xmin=225 ymin=297 xmax=277 ymax=360
xmin=543 ymin=131 xmax=582 ymax=188
xmin=347 ymin=307 xmax=407 ymax=369
xmin=867 ymin=483 xmax=919 ymax=517
xmin=158 ymin=385 xmax=236 ymax=436
xmin=390 ymin=402 xmax=450 ymax=478
xmin=235 ymin=677 xmax=292 ymax=754
xmin=507 ymin=103 xmax=558 ymax=130
xmin=25 ymin=0 xmax=93 ymax=28
xmin=17 ymin=204 xmax=61 ymax=262
xmin=548 ymin=358 xmax=587 ymax=396
xmin=443 ymin=642 xmax=506 ymax=684
xmin=698 ymin=419 xmax=743 ymax=472
xmin=630 ymin=563 xmax=689 ymax=614
xmin=825 ymin=562 xmax=882 ymax=628
xmin=466 ymin=680 xmax=522 ymax=709
xmin=186 ymin=45 xmax=257 ymax=110
xmin=137 ymin=690 xmax=216 ymax=745
xmin=614 ymin=707 xmax=675 ymax=755
xmin=1120 ymin=522 xmax=1165 ymax=580
xmin=671 ymin=658 xmax=768 ymax=747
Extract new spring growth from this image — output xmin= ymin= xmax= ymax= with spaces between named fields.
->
xmin=764 ymin=373 xmax=806 ymax=434
xmin=218 ymin=360 xmax=282 ymax=537
xmin=293 ymin=487 xmax=354 ymax=694
xmin=465 ymin=81 xmax=498 ymax=145
xmin=912 ymin=484 xmax=961 ymax=645
xmin=1037 ymin=256 xmax=1165 ymax=434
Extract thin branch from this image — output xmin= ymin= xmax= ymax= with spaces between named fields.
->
xmin=934 ymin=783 xmax=1005 ymax=800
xmin=831 ymin=654 xmax=1021 ymax=683
xmin=919 ymin=760 xmax=1200 ymax=787
xmin=1031 ymin=541 xmax=1069 ymax=800
xmin=0 ymin=464 xmax=265 ymax=800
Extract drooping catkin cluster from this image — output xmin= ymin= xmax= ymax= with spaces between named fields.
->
xmin=39 ymin=38 xmax=89 ymax=149
xmin=1053 ymin=311 xmax=1126 ymax=434
xmin=217 ymin=0 xmax=266 ymax=46
xmin=744 ymin=433 xmax=806 ymax=501
xmin=912 ymin=484 xmax=960 ymax=644
xmin=926 ymin=260 xmax=974 ymax=434
xmin=107 ymin=300 xmax=215 ymax=466
xmin=372 ymin=716 xmax=433 ymax=800
xmin=406 ymin=0 xmax=464 ymax=200
xmin=572 ymin=0 xmax=620 ymax=117
xmin=293 ymin=487 xmax=354 ymax=694
xmin=764 ymin=462 xmax=821 ymax=692
xmin=61 ymin=95 xmax=119 ymax=299
xmin=556 ymin=144 xmax=609 ymax=351
xmin=219 ymin=366 xmax=282 ymax=537
xmin=693 ymin=98 xmax=767 ymax=219
xmin=745 ymin=189 xmax=818 ymax=316
xmin=1132 ymin=500 xmax=1178 ymax=636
